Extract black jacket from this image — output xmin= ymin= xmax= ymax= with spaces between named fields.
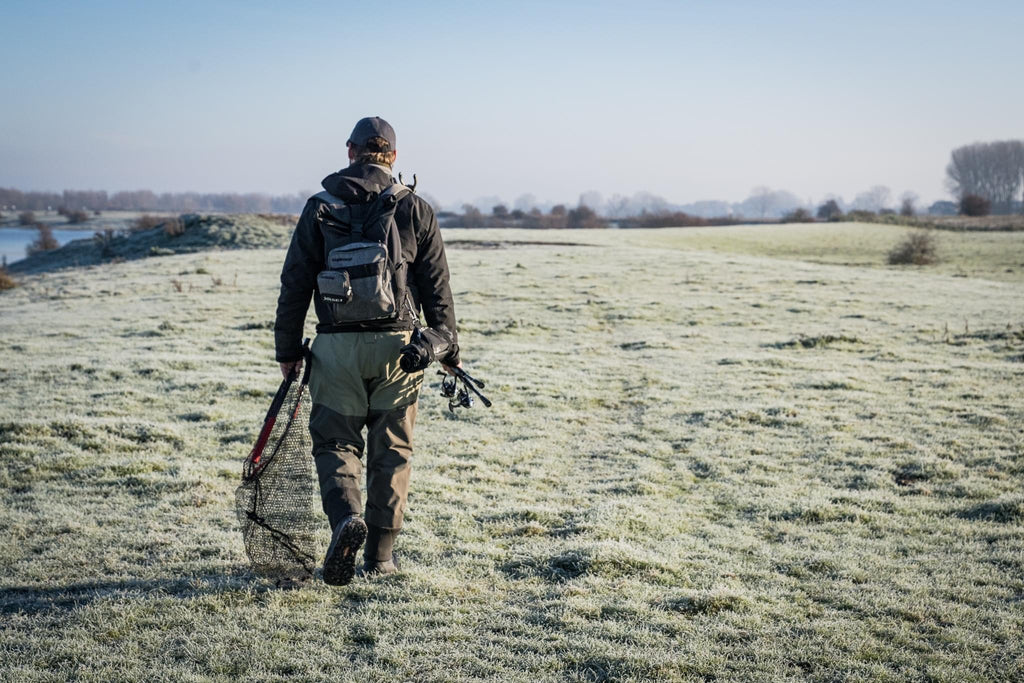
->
xmin=274 ymin=163 xmax=458 ymax=365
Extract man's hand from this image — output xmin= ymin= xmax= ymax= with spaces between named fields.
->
xmin=280 ymin=359 xmax=303 ymax=379
xmin=441 ymin=361 xmax=462 ymax=376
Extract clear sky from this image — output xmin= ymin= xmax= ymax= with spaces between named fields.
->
xmin=1 ymin=0 xmax=1021 ymax=209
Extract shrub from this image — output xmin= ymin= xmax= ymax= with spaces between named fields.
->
xmin=26 ymin=223 xmax=59 ymax=255
xmin=888 ymin=230 xmax=937 ymax=265
xmin=66 ymin=209 xmax=89 ymax=224
xmin=846 ymin=210 xmax=877 ymax=222
xmin=0 ymin=268 xmax=16 ymax=290
xmin=18 ymin=211 xmax=36 ymax=225
xmin=781 ymin=208 xmax=813 ymax=223
xmin=94 ymin=229 xmax=117 ymax=257
xmin=163 ymin=217 xmax=185 ymax=237
xmin=960 ymin=194 xmax=990 ymax=217
xmin=627 ymin=211 xmax=709 ymax=228
xmin=133 ymin=214 xmax=166 ymax=232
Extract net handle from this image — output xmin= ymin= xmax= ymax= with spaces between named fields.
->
xmin=246 ymin=338 xmax=311 ymax=474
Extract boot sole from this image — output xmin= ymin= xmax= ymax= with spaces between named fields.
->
xmin=323 ymin=517 xmax=368 ymax=586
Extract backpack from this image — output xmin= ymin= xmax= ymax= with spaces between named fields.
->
xmin=313 ymin=183 xmax=413 ymax=324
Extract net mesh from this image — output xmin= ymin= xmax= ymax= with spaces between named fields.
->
xmin=234 ymin=380 xmax=323 ymax=580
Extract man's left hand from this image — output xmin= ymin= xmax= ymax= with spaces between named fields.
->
xmin=280 ymin=359 xmax=303 ymax=379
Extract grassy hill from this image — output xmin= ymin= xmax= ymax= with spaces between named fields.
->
xmin=1 ymin=224 xmax=1022 ymax=680
xmin=7 ymin=213 xmax=295 ymax=275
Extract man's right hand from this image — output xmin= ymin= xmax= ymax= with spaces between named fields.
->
xmin=280 ymin=359 xmax=303 ymax=379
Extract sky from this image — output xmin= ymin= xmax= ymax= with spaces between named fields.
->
xmin=1 ymin=0 xmax=1022 ymax=209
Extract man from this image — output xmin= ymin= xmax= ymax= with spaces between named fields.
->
xmin=274 ymin=116 xmax=460 ymax=586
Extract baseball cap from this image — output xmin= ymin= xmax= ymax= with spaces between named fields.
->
xmin=348 ymin=117 xmax=396 ymax=149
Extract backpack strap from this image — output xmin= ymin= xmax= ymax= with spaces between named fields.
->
xmin=315 ymin=184 xmax=410 ymax=206
xmin=313 ymin=190 xmax=363 ymax=237
xmin=379 ymin=183 xmax=412 ymax=205
xmin=313 ymin=190 xmax=346 ymax=210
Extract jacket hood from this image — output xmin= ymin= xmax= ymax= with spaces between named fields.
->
xmin=321 ymin=164 xmax=394 ymax=204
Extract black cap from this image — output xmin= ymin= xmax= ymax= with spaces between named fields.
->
xmin=348 ymin=117 xmax=396 ymax=149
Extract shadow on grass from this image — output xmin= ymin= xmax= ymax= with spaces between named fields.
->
xmin=957 ymin=498 xmax=1023 ymax=524
xmin=0 ymin=570 xmax=265 ymax=616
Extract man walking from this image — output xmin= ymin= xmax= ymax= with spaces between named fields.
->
xmin=274 ymin=116 xmax=460 ymax=585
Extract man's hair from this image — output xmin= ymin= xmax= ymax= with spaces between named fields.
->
xmin=350 ymin=136 xmax=394 ymax=167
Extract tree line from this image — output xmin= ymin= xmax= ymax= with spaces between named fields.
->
xmin=0 ymin=188 xmax=309 ymax=214
xmin=5 ymin=139 xmax=1021 ymax=223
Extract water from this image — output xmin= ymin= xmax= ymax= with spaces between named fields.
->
xmin=0 ymin=228 xmax=95 ymax=266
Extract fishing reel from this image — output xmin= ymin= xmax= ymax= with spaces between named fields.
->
xmin=438 ymin=367 xmax=492 ymax=413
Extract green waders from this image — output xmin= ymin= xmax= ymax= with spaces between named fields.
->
xmin=308 ymin=331 xmax=423 ymax=558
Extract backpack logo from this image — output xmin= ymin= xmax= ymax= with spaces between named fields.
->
xmin=314 ymin=184 xmax=411 ymax=324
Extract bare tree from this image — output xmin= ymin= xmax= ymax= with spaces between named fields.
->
xmin=578 ymin=191 xmax=603 ymax=212
xmin=852 ymin=185 xmax=891 ymax=212
xmin=946 ymin=140 xmax=1024 ymax=213
xmin=461 ymin=204 xmax=483 ymax=227
xmin=750 ymin=186 xmax=774 ymax=219
xmin=900 ymin=191 xmax=919 ymax=217
xmin=513 ymin=193 xmax=537 ymax=212
xmin=605 ymin=194 xmax=631 ymax=219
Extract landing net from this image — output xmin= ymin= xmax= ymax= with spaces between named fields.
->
xmin=234 ymin=364 xmax=322 ymax=580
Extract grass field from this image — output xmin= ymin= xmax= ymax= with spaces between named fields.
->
xmin=1 ymin=223 xmax=1022 ymax=681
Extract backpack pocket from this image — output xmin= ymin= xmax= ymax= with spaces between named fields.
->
xmin=320 ymin=242 xmax=396 ymax=323
xmin=317 ymin=270 xmax=352 ymax=304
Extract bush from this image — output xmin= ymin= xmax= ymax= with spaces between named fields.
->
xmin=163 ymin=217 xmax=185 ymax=237
xmin=0 ymin=268 xmax=16 ymax=290
xmin=26 ymin=223 xmax=59 ymax=255
xmin=846 ymin=210 xmax=877 ymax=222
xmin=66 ymin=209 xmax=89 ymax=224
xmin=94 ymin=229 xmax=117 ymax=257
xmin=626 ymin=211 xmax=710 ymax=228
xmin=18 ymin=211 xmax=36 ymax=226
xmin=888 ymin=230 xmax=937 ymax=265
xmin=133 ymin=214 xmax=166 ymax=232
xmin=960 ymin=194 xmax=991 ymax=217
xmin=781 ymin=208 xmax=813 ymax=223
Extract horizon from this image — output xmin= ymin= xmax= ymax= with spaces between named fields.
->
xmin=2 ymin=1 xmax=1022 ymax=210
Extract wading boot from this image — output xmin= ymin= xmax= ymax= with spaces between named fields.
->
xmin=359 ymin=524 xmax=400 ymax=577
xmin=360 ymin=554 xmax=400 ymax=577
xmin=322 ymin=515 xmax=367 ymax=586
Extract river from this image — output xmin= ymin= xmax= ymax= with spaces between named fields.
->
xmin=0 ymin=227 xmax=95 ymax=266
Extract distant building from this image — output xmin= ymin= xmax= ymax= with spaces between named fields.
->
xmin=927 ymin=201 xmax=958 ymax=216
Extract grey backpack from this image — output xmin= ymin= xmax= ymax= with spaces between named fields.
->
xmin=313 ymin=183 xmax=412 ymax=324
